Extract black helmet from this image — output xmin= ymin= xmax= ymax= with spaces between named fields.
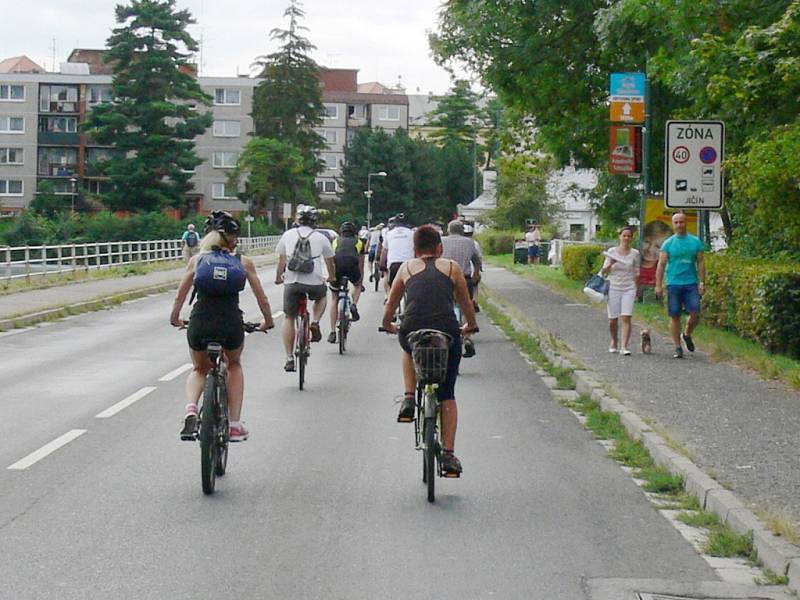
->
xmin=394 ymin=213 xmax=407 ymax=224
xmin=296 ymin=205 xmax=319 ymax=226
xmin=340 ymin=221 xmax=356 ymax=236
xmin=205 ymin=210 xmax=240 ymax=235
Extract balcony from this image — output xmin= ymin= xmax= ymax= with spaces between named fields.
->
xmin=38 ymin=162 xmax=78 ymax=177
xmin=39 ymin=100 xmax=79 ymax=114
xmin=38 ymin=131 xmax=80 ymax=146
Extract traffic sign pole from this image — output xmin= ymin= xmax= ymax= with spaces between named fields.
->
xmin=638 ymin=63 xmax=650 ymax=254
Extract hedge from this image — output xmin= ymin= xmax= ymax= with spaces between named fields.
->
xmin=475 ymin=230 xmax=523 ymax=255
xmin=704 ymin=254 xmax=800 ymax=358
xmin=561 ymin=244 xmax=606 ymax=282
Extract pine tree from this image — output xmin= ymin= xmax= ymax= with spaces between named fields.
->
xmin=83 ymin=0 xmax=212 ymax=212
xmin=251 ymin=0 xmax=326 ymax=183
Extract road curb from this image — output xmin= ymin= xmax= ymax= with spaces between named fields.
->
xmin=486 ymin=291 xmax=800 ymax=591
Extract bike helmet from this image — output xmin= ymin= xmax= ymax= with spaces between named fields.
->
xmin=463 ymin=222 xmax=475 ymax=236
xmin=394 ymin=212 xmax=407 ymax=225
xmin=296 ymin=205 xmax=319 ymax=226
xmin=205 ymin=210 xmax=240 ymax=235
xmin=340 ymin=221 xmax=357 ymax=236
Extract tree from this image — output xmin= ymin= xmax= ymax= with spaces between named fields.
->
xmin=83 ymin=0 xmax=212 ymax=212
xmin=488 ymin=154 xmax=559 ymax=230
xmin=226 ymin=137 xmax=313 ymax=218
xmin=428 ymin=80 xmax=481 ymax=147
xmin=250 ymin=0 xmax=325 ymax=185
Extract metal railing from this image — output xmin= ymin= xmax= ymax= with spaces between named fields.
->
xmin=1 ymin=235 xmax=281 ymax=282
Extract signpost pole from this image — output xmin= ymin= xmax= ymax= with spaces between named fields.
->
xmin=638 ymin=60 xmax=650 ymax=252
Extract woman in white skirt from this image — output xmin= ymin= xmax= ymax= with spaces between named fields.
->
xmin=601 ymin=226 xmax=641 ymax=355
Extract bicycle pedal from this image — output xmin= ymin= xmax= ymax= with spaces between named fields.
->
xmin=442 ymin=472 xmax=461 ymax=479
xmin=180 ymin=433 xmax=197 ymax=442
xmin=397 ymin=416 xmax=415 ymax=423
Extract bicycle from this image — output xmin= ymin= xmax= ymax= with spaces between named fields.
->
xmin=181 ymin=320 xmax=262 ymax=495
xmin=295 ymin=294 xmax=311 ymax=390
xmin=371 ymin=258 xmax=381 ymax=292
xmin=335 ymin=276 xmax=351 ymax=355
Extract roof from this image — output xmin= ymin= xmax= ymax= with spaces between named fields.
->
xmin=0 ymin=55 xmax=46 ymax=74
xmin=322 ymin=91 xmax=408 ymax=106
xmin=66 ymin=49 xmax=115 ymax=75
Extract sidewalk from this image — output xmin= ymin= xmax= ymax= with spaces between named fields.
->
xmin=0 ymin=254 xmax=277 ymax=330
xmin=483 ymin=265 xmax=800 ymax=530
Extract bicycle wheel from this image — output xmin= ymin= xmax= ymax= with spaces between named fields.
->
xmin=297 ymin=313 xmax=308 ymax=390
xmin=199 ymin=376 xmax=218 ymax=495
xmin=424 ymin=415 xmax=436 ymax=502
xmin=338 ymin=301 xmax=348 ymax=355
xmin=215 ymin=377 xmax=229 ymax=477
xmin=373 ymin=265 xmax=380 ymax=292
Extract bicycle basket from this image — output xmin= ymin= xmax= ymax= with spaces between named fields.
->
xmin=409 ymin=330 xmax=451 ymax=384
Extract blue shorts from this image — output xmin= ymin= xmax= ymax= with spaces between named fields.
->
xmin=368 ymin=245 xmax=378 ymax=262
xmin=528 ymin=245 xmax=540 ymax=257
xmin=667 ymin=284 xmax=701 ymax=317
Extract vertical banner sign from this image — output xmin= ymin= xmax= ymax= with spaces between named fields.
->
xmin=665 ymin=120 xmax=725 ymax=209
xmin=609 ymin=125 xmax=642 ymax=175
xmin=610 ymin=72 xmax=646 ymax=123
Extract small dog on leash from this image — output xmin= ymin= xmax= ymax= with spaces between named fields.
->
xmin=640 ymin=329 xmax=652 ymax=354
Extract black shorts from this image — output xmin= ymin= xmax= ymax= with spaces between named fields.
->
xmin=399 ymin=331 xmax=462 ymax=402
xmin=187 ymin=310 xmax=244 ymax=351
xmin=388 ymin=262 xmax=403 ymax=287
xmin=333 ymin=257 xmax=362 ymax=286
xmin=283 ymin=282 xmax=327 ymax=318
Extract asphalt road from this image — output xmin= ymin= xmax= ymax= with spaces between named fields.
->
xmin=0 ymin=269 xmax=716 ymax=599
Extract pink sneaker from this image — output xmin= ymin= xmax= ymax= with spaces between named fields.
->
xmin=229 ymin=422 xmax=249 ymax=442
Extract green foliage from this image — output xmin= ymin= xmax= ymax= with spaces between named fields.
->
xmin=475 ymin=230 xmax=520 ymax=255
xmin=487 ymin=153 xmax=559 ymax=230
xmin=428 ymin=80 xmax=481 ymax=146
xmin=704 ymin=254 xmax=800 ymax=358
xmin=250 ymin=0 xmax=325 ymax=187
xmin=29 ymin=181 xmax=67 ymax=219
xmin=227 ymin=137 xmax=313 ymax=217
xmin=82 ymin=0 xmax=212 ymax=212
xmin=561 ymin=244 xmax=606 ymax=282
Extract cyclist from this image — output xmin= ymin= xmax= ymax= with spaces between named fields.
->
xmin=442 ymin=219 xmax=482 ymax=358
xmin=463 ymin=222 xmax=483 ymax=313
xmin=381 ymin=224 xmax=478 ymax=476
xmin=170 ymin=210 xmax=275 ymax=442
xmin=367 ymin=223 xmax=384 ymax=281
xmin=380 ymin=213 xmax=414 ymax=296
xmin=327 ymin=221 xmax=366 ymax=343
xmin=275 ymin=206 xmax=336 ymax=372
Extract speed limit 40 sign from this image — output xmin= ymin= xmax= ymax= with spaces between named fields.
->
xmin=665 ymin=120 xmax=725 ymax=209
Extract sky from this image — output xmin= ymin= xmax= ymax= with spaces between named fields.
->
xmin=0 ymin=0 xmax=462 ymax=95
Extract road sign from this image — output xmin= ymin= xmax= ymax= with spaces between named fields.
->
xmin=609 ymin=125 xmax=641 ymax=175
xmin=244 ymin=216 xmax=255 ymax=222
xmin=665 ymin=120 xmax=725 ymax=209
xmin=610 ymin=73 xmax=646 ymax=97
xmin=610 ymin=96 xmax=645 ymax=123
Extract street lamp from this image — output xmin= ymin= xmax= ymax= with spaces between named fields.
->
xmin=69 ymin=177 xmax=77 ymax=216
xmin=366 ymin=171 xmax=387 ymax=228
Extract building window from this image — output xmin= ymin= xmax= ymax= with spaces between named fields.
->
xmin=38 ymin=116 xmax=77 ymax=133
xmin=88 ymin=85 xmax=113 ymax=104
xmin=212 ymin=151 xmax=238 ymax=168
xmin=0 ymin=116 xmax=24 ymax=133
xmin=0 ymin=84 xmax=25 ymax=101
xmin=38 ymin=147 xmax=78 ymax=176
xmin=319 ymin=129 xmax=337 ymax=144
xmin=213 ymin=120 xmax=240 ymax=137
xmin=39 ymin=85 xmax=79 ymax=113
xmin=324 ymin=181 xmax=336 ymax=193
xmin=321 ymin=153 xmax=339 ymax=171
xmin=84 ymin=180 xmax=104 ymax=195
xmin=347 ymin=104 xmax=366 ymax=118
xmin=0 ymin=148 xmax=23 ymax=165
xmin=212 ymin=182 xmax=236 ymax=199
xmin=44 ymin=179 xmax=76 ymax=195
xmin=0 ymin=179 xmax=23 ymax=196
xmin=569 ymin=223 xmax=586 ymax=241
xmin=322 ymin=104 xmax=338 ymax=119
xmin=378 ymin=106 xmax=400 ymax=121
xmin=214 ymin=88 xmax=241 ymax=105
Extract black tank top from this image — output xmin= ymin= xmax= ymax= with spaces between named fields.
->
xmin=400 ymin=258 xmax=460 ymax=336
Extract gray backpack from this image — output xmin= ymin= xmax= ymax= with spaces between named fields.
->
xmin=287 ymin=230 xmax=316 ymax=274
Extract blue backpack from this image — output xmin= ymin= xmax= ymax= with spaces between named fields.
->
xmin=193 ymin=249 xmax=247 ymax=296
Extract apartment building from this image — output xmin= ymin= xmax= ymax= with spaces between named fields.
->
xmin=0 ymin=54 xmax=409 ymax=215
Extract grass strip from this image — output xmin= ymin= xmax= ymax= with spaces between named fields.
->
xmin=677 ymin=509 xmax=756 ymax=559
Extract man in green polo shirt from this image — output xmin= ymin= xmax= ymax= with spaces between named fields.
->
xmin=654 ymin=212 xmax=706 ymax=359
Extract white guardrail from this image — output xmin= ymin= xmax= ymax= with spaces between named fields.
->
xmin=1 ymin=235 xmax=282 ymax=282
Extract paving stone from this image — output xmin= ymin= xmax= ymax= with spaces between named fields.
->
xmin=726 ymin=508 xmax=763 ymax=536
xmin=540 ymin=376 xmax=558 ymax=388
xmin=551 ymin=389 xmax=579 ymax=402
xmin=788 ymin=558 xmax=800 ymax=593
xmin=705 ymin=489 xmax=745 ymax=522
xmin=683 ymin=467 xmax=723 ymax=509
xmin=752 ymin=526 xmax=800 ymax=578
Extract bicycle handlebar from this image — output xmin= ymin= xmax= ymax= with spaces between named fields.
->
xmin=177 ymin=319 xmax=268 ymax=333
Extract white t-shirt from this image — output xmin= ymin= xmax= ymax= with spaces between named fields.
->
xmin=368 ymin=229 xmax=382 ymax=247
xmin=525 ymin=229 xmax=541 ymax=246
xmin=602 ymin=247 xmax=641 ymax=291
xmin=382 ymin=226 xmax=415 ymax=265
xmin=276 ymin=226 xmax=334 ymax=285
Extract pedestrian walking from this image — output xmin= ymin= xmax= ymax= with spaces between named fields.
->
xmin=654 ymin=212 xmax=706 ymax=359
xmin=601 ymin=226 xmax=641 ymax=355
xmin=181 ymin=223 xmax=200 ymax=262
xmin=525 ymin=225 xmax=542 ymax=264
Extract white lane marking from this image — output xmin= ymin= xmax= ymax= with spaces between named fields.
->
xmin=564 ymin=303 xmax=589 ymax=307
xmin=8 ymin=429 xmax=87 ymax=470
xmin=95 ymin=386 xmax=157 ymax=419
xmin=158 ymin=363 xmax=193 ymax=382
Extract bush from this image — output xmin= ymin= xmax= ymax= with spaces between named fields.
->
xmin=475 ymin=229 xmax=522 ymax=255
xmin=561 ymin=244 xmax=606 ymax=282
xmin=704 ymin=254 xmax=800 ymax=358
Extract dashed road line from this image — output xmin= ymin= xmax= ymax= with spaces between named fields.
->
xmin=7 ymin=429 xmax=87 ymax=470
xmin=95 ymin=386 xmax=157 ymax=419
xmin=158 ymin=363 xmax=192 ymax=382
